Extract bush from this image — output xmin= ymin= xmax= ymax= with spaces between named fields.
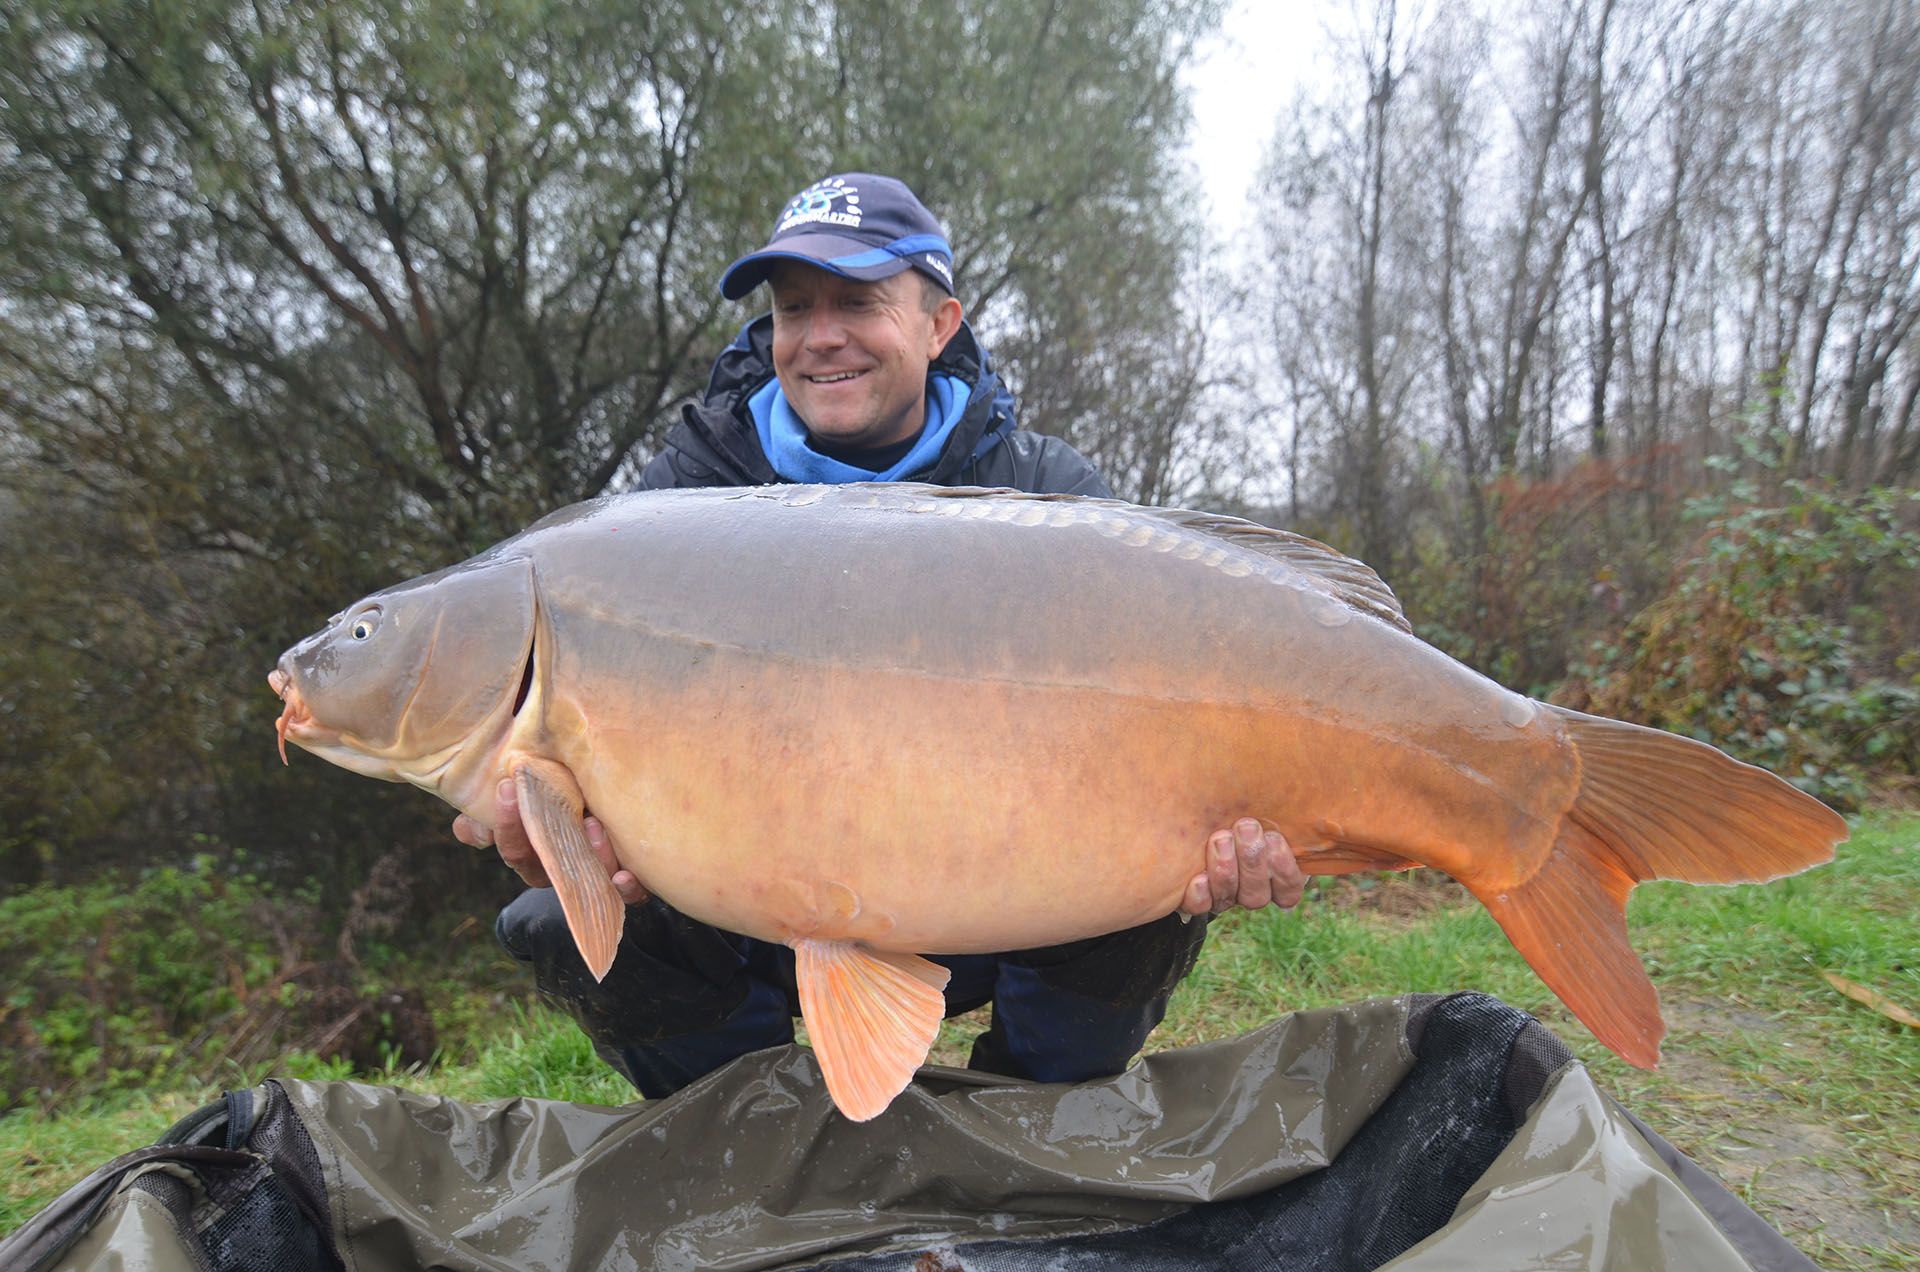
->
xmin=0 ymin=857 xmax=280 ymax=1106
xmin=1392 ymin=451 xmax=1674 ymax=697
xmin=1559 ymin=452 xmax=1920 ymax=808
xmin=0 ymin=855 xmax=476 ymax=1111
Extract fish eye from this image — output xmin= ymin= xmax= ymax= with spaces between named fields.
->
xmin=347 ymin=609 xmax=381 ymax=641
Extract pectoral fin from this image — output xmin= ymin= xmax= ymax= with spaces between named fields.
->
xmin=792 ymin=939 xmax=950 ymax=1122
xmin=512 ymin=759 xmax=624 ymax=982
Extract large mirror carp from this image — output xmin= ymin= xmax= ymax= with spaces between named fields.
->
xmin=271 ymin=484 xmax=1845 ymax=1121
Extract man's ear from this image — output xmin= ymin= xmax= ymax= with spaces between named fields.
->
xmin=928 ymin=296 xmax=964 ymax=357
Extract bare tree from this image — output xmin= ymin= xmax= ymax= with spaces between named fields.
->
xmin=1255 ymin=2 xmax=1432 ymax=570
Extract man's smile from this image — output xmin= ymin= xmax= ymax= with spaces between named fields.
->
xmin=806 ymin=370 xmax=870 ymax=384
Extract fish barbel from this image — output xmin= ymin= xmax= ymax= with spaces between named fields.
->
xmin=270 ymin=484 xmax=1845 ymax=1120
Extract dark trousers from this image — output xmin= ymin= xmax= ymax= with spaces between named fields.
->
xmin=496 ymin=889 xmax=1209 ymax=1099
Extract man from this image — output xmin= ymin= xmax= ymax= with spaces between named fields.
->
xmin=456 ymin=173 xmax=1304 ymax=1097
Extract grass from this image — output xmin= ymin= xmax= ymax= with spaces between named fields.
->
xmin=4 ymin=813 xmax=1916 ymax=1265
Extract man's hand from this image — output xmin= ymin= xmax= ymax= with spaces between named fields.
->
xmin=452 ymin=779 xmax=649 ymax=905
xmin=1180 ymin=818 xmax=1306 ymax=917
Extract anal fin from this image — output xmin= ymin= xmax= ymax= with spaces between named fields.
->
xmin=513 ymin=759 xmax=624 ymax=982
xmin=792 ymin=940 xmax=950 ymax=1122
xmin=1292 ymin=842 xmax=1421 ymax=876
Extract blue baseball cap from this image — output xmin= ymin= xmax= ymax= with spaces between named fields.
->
xmin=719 ymin=172 xmax=956 ymax=300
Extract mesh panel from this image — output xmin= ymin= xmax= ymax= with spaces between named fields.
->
xmin=200 ymin=1174 xmax=331 ymax=1272
xmin=122 ymin=1084 xmax=339 ymax=1272
xmin=1503 ymin=1016 xmax=1577 ymax=1123
xmin=229 ymin=1082 xmax=342 ymax=1271
xmin=129 ymin=1170 xmax=196 ymax=1217
xmin=126 ymin=1172 xmax=213 ymax=1272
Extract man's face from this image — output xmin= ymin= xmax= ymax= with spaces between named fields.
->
xmin=768 ymin=264 xmax=962 ymax=450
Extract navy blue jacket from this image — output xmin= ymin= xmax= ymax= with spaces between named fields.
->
xmin=638 ymin=316 xmax=1112 ymax=497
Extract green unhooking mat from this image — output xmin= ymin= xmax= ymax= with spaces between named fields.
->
xmin=2 ymin=993 xmax=1816 ymax=1271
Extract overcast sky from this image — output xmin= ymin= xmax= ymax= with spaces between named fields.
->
xmin=1183 ymin=3 xmax=1333 ymax=241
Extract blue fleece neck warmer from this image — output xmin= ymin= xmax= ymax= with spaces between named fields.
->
xmin=749 ymin=374 xmax=968 ymax=484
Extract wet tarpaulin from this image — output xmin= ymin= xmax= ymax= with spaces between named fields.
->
xmin=7 ymin=993 xmax=1815 ymax=1271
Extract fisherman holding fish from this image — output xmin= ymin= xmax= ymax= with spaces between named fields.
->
xmin=274 ymin=177 xmax=1841 ymax=1120
xmin=452 ymin=173 xmax=1307 ymax=1099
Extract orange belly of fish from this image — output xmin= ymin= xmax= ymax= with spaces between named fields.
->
xmin=554 ymin=663 xmax=1570 ymax=953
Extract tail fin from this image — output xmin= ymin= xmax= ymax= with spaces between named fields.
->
xmin=1473 ymin=706 xmax=1847 ymax=1068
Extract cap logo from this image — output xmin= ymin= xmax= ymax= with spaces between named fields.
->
xmin=922 ymin=255 xmax=953 ymax=285
xmin=778 ymin=177 xmax=862 ymax=233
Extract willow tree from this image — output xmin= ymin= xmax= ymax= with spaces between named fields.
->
xmin=0 ymin=0 xmax=1222 ymax=882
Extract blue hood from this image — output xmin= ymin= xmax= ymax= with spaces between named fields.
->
xmin=671 ymin=316 xmax=1020 ymax=486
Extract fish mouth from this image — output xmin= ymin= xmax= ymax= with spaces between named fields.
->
xmin=269 ymin=666 xmax=313 ymax=766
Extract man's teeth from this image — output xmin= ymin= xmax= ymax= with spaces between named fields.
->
xmin=809 ymin=371 xmax=864 ymax=383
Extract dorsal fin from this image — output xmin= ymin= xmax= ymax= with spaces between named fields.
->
xmin=891 ymin=485 xmax=1413 ymax=635
xmin=1132 ymin=507 xmax=1411 ymax=634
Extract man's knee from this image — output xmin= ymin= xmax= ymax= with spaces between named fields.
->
xmin=495 ymin=893 xmax=766 ymax=1041
xmin=973 ymin=963 xmax=1173 ymax=1084
xmin=967 ymin=915 xmax=1210 ymax=1084
xmin=495 ymin=887 xmax=569 ymax=965
xmin=1005 ymin=912 xmax=1210 ymax=1006
xmin=497 ymin=891 xmax=748 ymax=984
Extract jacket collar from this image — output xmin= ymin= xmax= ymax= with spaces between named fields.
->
xmin=681 ymin=315 xmax=1016 ymax=484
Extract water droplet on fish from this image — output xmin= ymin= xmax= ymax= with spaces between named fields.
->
xmin=1501 ymin=698 xmax=1536 ymax=727
xmin=1305 ymin=594 xmax=1352 ymax=627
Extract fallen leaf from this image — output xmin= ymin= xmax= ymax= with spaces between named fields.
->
xmin=1821 ymin=971 xmax=1920 ymax=1029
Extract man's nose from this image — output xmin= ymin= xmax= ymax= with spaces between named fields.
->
xmin=803 ymin=308 xmax=847 ymax=350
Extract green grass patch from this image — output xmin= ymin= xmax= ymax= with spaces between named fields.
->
xmin=4 ymin=813 xmax=1916 ymax=1264
xmin=428 ymin=1002 xmax=641 ymax=1106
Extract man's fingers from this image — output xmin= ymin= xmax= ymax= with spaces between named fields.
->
xmin=451 ymin=813 xmax=493 ymax=849
xmin=478 ymin=781 xmax=643 ymax=903
xmin=1233 ymin=817 xmax=1275 ymax=911
xmin=491 ymin=779 xmax=551 ymax=889
xmin=1207 ymin=828 xmax=1238 ymax=915
xmin=585 ymin=816 xmax=649 ymax=906
xmin=1181 ymin=873 xmax=1212 ymax=917
xmin=610 ymin=870 xmax=648 ymax=906
xmin=583 ymin=815 xmax=617 ymax=873
xmin=1268 ymin=830 xmax=1307 ymax=909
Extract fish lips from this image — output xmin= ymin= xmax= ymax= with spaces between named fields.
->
xmin=269 ymin=665 xmax=307 ymax=764
xmin=268 ymin=653 xmax=361 ymax=770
